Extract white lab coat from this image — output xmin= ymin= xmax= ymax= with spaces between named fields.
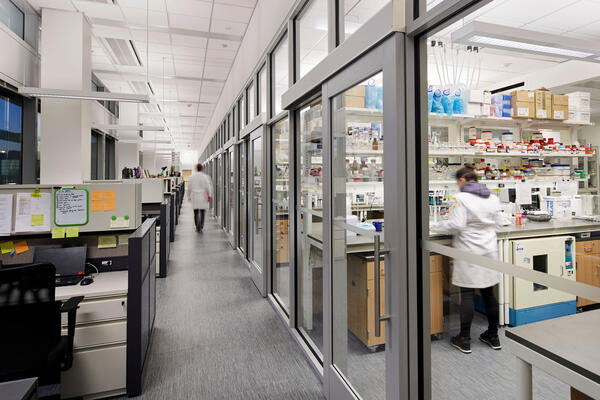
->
xmin=187 ymin=172 xmax=212 ymax=210
xmin=432 ymin=191 xmax=503 ymax=289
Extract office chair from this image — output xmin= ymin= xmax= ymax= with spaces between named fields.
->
xmin=0 ymin=263 xmax=83 ymax=399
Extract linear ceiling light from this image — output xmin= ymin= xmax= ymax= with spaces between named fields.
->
xmin=452 ymin=22 xmax=600 ymax=60
xmin=93 ymin=124 xmax=164 ymax=131
xmin=18 ymin=87 xmax=150 ymax=103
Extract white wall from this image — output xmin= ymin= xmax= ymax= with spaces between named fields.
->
xmin=199 ymin=0 xmax=296 ymax=153
xmin=0 ymin=21 xmax=39 ymax=87
xmin=117 ymin=142 xmax=140 ymax=172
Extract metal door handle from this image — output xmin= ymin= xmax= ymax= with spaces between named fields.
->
xmin=374 ymin=234 xmax=390 ymax=337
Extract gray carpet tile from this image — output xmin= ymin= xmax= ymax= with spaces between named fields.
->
xmin=120 ymin=204 xmax=325 ymax=400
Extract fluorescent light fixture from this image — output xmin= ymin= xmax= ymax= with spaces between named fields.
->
xmin=469 ymin=35 xmax=594 ymax=58
xmin=452 ymin=22 xmax=600 ymax=60
xmin=18 ymin=87 xmax=150 ymax=103
xmin=93 ymin=124 xmax=164 ymax=131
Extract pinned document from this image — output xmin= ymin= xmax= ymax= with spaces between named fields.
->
xmin=14 ymin=241 xmax=29 ymax=255
xmin=516 ymin=181 xmax=532 ymax=205
xmin=15 ymin=192 xmax=51 ymax=233
xmin=0 ymin=241 xmax=14 ymax=255
xmin=66 ymin=226 xmax=79 ymax=238
xmin=98 ymin=235 xmax=117 ymax=249
xmin=54 ymin=188 xmax=88 ymax=226
xmin=110 ymin=216 xmax=130 ymax=229
xmin=52 ymin=227 xmax=66 ymax=239
xmin=0 ymin=194 xmax=13 ymax=236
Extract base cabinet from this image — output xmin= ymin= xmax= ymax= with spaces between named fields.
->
xmin=575 ymin=240 xmax=600 ymax=307
xmin=347 ymin=254 xmax=444 ymax=348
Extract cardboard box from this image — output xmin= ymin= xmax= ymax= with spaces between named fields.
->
xmin=552 ymin=94 xmax=569 ymax=120
xmin=345 ymin=95 xmax=365 ymax=108
xmin=346 ymin=85 xmax=366 ymax=97
xmin=510 ymin=90 xmax=535 ymax=118
xmin=535 ymin=87 xmax=553 ymax=119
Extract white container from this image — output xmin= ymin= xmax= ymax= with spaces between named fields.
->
xmin=567 ymin=91 xmax=591 ymax=109
xmin=543 ymin=196 xmax=572 ymax=220
xmin=481 ymin=130 xmax=493 ymax=141
xmin=469 ymin=89 xmax=491 ymax=104
xmin=566 ymin=110 xmax=591 ymax=124
xmin=551 ymin=164 xmax=571 ymax=176
xmin=502 ymin=132 xmax=514 ymax=145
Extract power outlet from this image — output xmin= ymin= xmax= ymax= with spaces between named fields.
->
xmin=101 ymin=260 xmax=113 ymax=267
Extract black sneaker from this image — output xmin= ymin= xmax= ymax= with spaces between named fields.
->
xmin=451 ymin=335 xmax=471 ymax=354
xmin=479 ymin=330 xmax=501 ymax=350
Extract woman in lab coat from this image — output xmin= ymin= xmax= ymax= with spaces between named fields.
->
xmin=187 ymin=163 xmax=213 ymax=232
xmin=432 ymin=166 xmax=503 ymax=354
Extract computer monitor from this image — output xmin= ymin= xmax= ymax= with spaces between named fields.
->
xmin=33 ymin=245 xmax=87 ymax=277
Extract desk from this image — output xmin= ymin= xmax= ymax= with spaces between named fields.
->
xmin=57 ymin=271 xmax=128 ymax=399
xmin=0 ymin=378 xmax=37 ymax=400
xmin=506 ymin=310 xmax=600 ymax=400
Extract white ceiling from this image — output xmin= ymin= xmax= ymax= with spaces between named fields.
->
xmin=27 ymin=0 xmax=257 ymax=151
xmin=428 ymin=0 xmax=600 ymax=111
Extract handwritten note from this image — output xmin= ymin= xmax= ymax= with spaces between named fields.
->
xmin=55 ymin=189 xmax=88 ymax=226
xmin=66 ymin=226 xmax=79 ymax=238
xmin=52 ymin=227 xmax=66 ymax=239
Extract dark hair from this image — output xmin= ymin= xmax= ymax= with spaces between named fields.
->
xmin=196 ymin=163 xmax=203 ymax=172
xmin=456 ymin=166 xmax=478 ymax=182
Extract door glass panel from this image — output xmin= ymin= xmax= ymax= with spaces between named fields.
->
xmin=342 ymin=0 xmax=389 ymax=42
xmin=331 ymin=72 xmax=385 ymax=400
xmin=230 ymin=150 xmax=234 ymax=234
xmin=251 ymin=137 xmax=263 ymax=269
xmin=273 ymin=35 xmax=289 ymax=116
xmin=297 ymin=0 xmax=328 ymax=79
xmin=273 ymin=118 xmax=290 ymax=312
xmin=225 ymin=151 xmax=230 ymax=230
xmin=259 ymin=66 xmax=267 ymax=115
xmin=239 ymin=142 xmax=247 ymax=253
xmin=248 ymin=83 xmax=255 ymax=122
xmin=297 ymin=100 xmax=324 ymax=357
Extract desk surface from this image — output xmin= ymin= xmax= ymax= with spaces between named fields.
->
xmin=55 ymin=271 xmax=128 ymax=301
xmin=506 ymin=310 xmax=600 ymax=385
xmin=0 ymin=378 xmax=37 ymax=400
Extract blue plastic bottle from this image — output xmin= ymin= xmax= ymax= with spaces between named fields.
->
xmin=441 ymin=89 xmax=453 ymax=116
xmin=453 ymin=89 xmax=465 ymax=115
xmin=427 ymin=86 xmax=433 ymax=113
xmin=431 ymin=89 xmax=444 ymax=114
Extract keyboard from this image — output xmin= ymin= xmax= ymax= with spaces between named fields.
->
xmin=55 ymin=275 xmax=84 ymax=287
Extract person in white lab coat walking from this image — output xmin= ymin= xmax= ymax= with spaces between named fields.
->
xmin=187 ymin=163 xmax=213 ymax=232
xmin=432 ymin=166 xmax=503 ymax=354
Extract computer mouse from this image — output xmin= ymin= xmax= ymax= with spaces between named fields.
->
xmin=80 ymin=277 xmax=94 ymax=286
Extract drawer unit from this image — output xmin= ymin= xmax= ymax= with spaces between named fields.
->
xmin=61 ymin=345 xmax=126 ymax=399
xmin=575 ymin=239 xmax=600 ymax=307
xmin=62 ymin=320 xmax=127 ymax=349
xmin=62 ymin=296 xmax=127 ymax=326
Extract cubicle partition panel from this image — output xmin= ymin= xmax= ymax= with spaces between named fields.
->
xmin=159 ymin=197 xmax=171 ymax=278
xmin=127 ymin=217 xmax=157 ymax=397
xmin=169 ymin=193 xmax=176 ymax=242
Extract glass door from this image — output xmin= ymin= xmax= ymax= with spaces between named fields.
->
xmin=239 ymin=140 xmax=247 ymax=254
xmin=216 ymin=154 xmax=221 ymax=223
xmin=249 ymin=128 xmax=266 ymax=295
xmin=229 ymin=149 xmax=235 ymax=236
xmin=224 ymin=149 xmax=230 ymax=231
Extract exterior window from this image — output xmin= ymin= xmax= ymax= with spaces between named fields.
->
xmin=297 ymin=0 xmax=328 ymax=78
xmin=0 ymin=88 xmax=22 ymax=184
xmin=0 ymin=0 xmax=24 ymax=39
xmin=247 ymin=82 xmax=255 ymax=122
xmin=259 ymin=66 xmax=267 ymax=115
xmin=104 ymin=136 xmax=115 ymax=179
xmin=91 ymin=131 xmax=100 ymax=180
xmin=273 ymin=34 xmax=289 ymax=116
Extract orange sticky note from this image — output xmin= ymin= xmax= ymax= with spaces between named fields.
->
xmin=91 ymin=190 xmax=103 ymax=201
xmin=91 ymin=200 xmax=103 ymax=211
xmin=14 ymin=241 xmax=29 ymax=255
xmin=103 ymin=199 xmax=116 ymax=211
xmin=103 ymin=190 xmax=116 ymax=201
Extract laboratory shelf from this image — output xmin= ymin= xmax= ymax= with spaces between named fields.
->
xmin=429 ymin=150 xmax=594 ymax=158
xmin=429 ymin=178 xmax=587 ymax=185
xmin=428 ymin=113 xmax=594 ymax=129
xmin=346 ymin=149 xmax=384 ymax=155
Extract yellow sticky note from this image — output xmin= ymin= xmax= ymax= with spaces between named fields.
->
xmin=91 ymin=190 xmax=103 ymax=201
xmin=118 ymin=234 xmax=129 ymax=246
xmin=103 ymin=190 xmax=116 ymax=201
xmin=0 ymin=241 xmax=14 ymax=254
xmin=91 ymin=200 xmax=103 ymax=212
xmin=98 ymin=235 xmax=117 ymax=249
xmin=52 ymin=227 xmax=65 ymax=239
xmin=103 ymin=199 xmax=116 ymax=211
xmin=66 ymin=226 xmax=79 ymax=238
xmin=31 ymin=188 xmax=41 ymax=198
xmin=31 ymin=214 xmax=44 ymax=226
xmin=14 ymin=241 xmax=29 ymax=255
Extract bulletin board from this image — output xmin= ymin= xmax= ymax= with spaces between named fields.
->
xmin=54 ymin=188 xmax=89 ymax=226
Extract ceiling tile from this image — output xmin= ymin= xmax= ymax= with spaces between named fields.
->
xmin=118 ymin=0 xmax=167 ymax=12
xmin=166 ymin=0 xmax=212 ymax=17
xmin=205 ymin=48 xmax=237 ymax=61
xmin=171 ymin=34 xmax=208 ymax=48
xmin=73 ymin=1 xmax=125 ymax=21
xmin=210 ymin=19 xmax=247 ymax=36
xmin=121 ymin=8 xmax=169 ymax=26
xmin=169 ymin=13 xmax=211 ymax=31
xmin=207 ymin=38 xmax=239 ymax=51
xmin=28 ymin=0 xmax=76 ymax=11
xmin=92 ymin=25 xmax=132 ymax=40
xmin=171 ymin=45 xmax=204 ymax=57
xmin=214 ymin=0 xmax=256 ymax=7
xmin=212 ymin=3 xmax=253 ymax=23
xmin=519 ymin=0 xmax=600 ymax=32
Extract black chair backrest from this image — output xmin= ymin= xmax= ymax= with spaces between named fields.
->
xmin=0 ymin=263 xmax=61 ymax=382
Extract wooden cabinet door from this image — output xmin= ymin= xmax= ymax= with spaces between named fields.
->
xmin=576 ymin=254 xmax=598 ymax=307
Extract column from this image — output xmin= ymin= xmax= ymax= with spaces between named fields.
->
xmin=40 ymin=8 xmax=92 ymax=184
xmin=116 ymin=102 xmax=140 ymax=177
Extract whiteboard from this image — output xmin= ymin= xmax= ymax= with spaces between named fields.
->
xmin=54 ymin=188 xmax=89 ymax=226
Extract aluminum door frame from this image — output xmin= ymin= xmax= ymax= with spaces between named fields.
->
xmin=320 ymin=34 xmax=409 ymax=400
xmin=248 ymin=125 xmax=268 ymax=296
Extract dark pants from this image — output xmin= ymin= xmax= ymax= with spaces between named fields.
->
xmin=194 ymin=209 xmax=206 ymax=231
xmin=459 ymin=286 xmax=499 ymax=338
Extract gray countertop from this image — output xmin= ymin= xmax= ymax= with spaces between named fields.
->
xmin=0 ymin=378 xmax=37 ymax=400
xmin=506 ymin=310 xmax=600 ymax=385
xmin=55 ymin=271 xmax=128 ymax=301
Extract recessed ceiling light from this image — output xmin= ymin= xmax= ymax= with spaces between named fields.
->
xmin=470 ymin=35 xmax=594 ymax=58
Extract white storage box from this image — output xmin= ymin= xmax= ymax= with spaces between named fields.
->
xmin=566 ymin=109 xmax=591 ymax=124
xmin=567 ymin=91 xmax=591 ymax=109
xmin=543 ymin=196 xmax=572 ymax=220
xmin=469 ymin=89 xmax=491 ymax=104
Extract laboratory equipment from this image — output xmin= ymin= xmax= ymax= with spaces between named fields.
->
xmin=509 ymin=236 xmax=576 ymax=326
